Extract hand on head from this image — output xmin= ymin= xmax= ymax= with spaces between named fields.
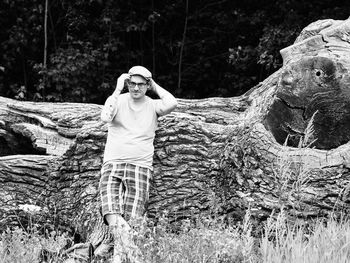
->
xmin=116 ymin=73 xmax=130 ymax=92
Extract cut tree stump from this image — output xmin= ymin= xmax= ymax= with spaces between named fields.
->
xmin=1 ymin=17 xmax=350 ymax=261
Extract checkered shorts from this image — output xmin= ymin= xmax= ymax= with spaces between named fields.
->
xmin=99 ymin=162 xmax=152 ymax=222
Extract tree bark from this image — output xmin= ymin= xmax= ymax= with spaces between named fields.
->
xmin=1 ymin=17 xmax=350 ymax=260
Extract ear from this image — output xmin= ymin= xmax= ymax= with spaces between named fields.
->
xmin=147 ymin=82 xmax=152 ymax=90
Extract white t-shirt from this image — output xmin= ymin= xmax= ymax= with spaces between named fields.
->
xmin=103 ymin=93 xmax=158 ymax=169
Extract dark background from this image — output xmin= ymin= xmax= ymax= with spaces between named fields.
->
xmin=0 ymin=0 xmax=349 ymax=103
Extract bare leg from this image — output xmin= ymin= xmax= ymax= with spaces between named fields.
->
xmin=106 ymin=214 xmax=143 ymax=263
xmin=106 ymin=214 xmax=129 ymax=263
xmin=106 ymin=214 xmax=136 ymax=263
xmin=105 ymin=214 xmax=131 ymax=231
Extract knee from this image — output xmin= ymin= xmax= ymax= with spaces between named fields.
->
xmin=105 ymin=213 xmax=119 ymax=225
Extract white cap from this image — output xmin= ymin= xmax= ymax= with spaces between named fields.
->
xmin=128 ymin=66 xmax=152 ymax=80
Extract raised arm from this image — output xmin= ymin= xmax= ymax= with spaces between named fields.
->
xmin=101 ymin=73 xmax=129 ymax=122
xmin=150 ymin=79 xmax=178 ymax=116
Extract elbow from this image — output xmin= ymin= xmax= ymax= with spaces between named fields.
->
xmin=100 ymin=116 xmax=108 ymax=123
xmin=157 ymin=97 xmax=178 ymax=116
xmin=100 ymin=112 xmax=111 ymax=123
xmin=168 ymin=98 xmax=178 ymax=113
xmin=172 ymin=98 xmax=178 ymax=110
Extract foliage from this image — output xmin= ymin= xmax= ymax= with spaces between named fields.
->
xmin=3 ymin=210 xmax=350 ymax=262
xmin=0 ymin=0 xmax=45 ymax=99
xmin=261 ymin=211 xmax=350 ymax=263
xmin=132 ymin=213 xmax=255 ymax=263
xmin=0 ymin=0 xmax=349 ymax=102
xmin=0 ymin=226 xmax=68 ymax=263
xmin=35 ymin=43 xmax=108 ymax=102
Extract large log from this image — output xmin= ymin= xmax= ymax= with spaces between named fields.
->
xmin=1 ymin=17 xmax=350 ymax=260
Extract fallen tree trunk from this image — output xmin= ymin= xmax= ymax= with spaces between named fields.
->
xmin=1 ymin=17 xmax=350 ymax=260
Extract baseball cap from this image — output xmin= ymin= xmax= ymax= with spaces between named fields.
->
xmin=128 ymin=66 xmax=152 ymax=80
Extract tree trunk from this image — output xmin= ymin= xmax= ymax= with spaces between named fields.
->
xmin=1 ymin=17 xmax=350 ymax=260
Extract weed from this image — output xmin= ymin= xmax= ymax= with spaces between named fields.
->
xmin=0 ymin=226 xmax=67 ymax=263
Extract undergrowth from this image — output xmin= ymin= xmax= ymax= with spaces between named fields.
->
xmin=0 ymin=226 xmax=67 ymax=263
xmin=2 ymin=211 xmax=350 ymax=263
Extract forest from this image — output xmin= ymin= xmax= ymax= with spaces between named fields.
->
xmin=1 ymin=0 xmax=349 ymax=104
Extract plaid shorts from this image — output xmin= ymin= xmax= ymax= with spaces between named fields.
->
xmin=99 ymin=162 xmax=152 ymax=222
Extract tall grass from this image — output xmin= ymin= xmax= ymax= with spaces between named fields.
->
xmin=0 ymin=226 xmax=67 ymax=263
xmin=273 ymin=110 xmax=319 ymax=211
xmin=131 ymin=212 xmax=256 ymax=263
xmin=2 ymin=212 xmax=350 ymax=263
xmin=261 ymin=210 xmax=350 ymax=263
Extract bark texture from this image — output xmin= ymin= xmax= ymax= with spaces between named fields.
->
xmin=1 ymin=17 xmax=350 ymax=260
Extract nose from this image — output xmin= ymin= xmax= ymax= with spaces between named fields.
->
xmin=134 ymin=85 xmax=140 ymax=91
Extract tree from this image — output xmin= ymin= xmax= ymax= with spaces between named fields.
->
xmin=2 ymin=1 xmax=349 ymax=102
xmin=1 ymin=17 xmax=350 ymax=261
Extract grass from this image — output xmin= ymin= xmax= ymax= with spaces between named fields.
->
xmin=0 ymin=226 xmax=67 ymax=263
xmin=260 ymin=211 xmax=350 ymax=263
xmin=131 ymin=212 xmax=255 ymax=263
xmin=2 ymin=212 xmax=350 ymax=263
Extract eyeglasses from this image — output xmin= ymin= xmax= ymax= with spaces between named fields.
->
xmin=127 ymin=81 xmax=148 ymax=89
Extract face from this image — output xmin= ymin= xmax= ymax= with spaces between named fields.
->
xmin=127 ymin=75 xmax=149 ymax=100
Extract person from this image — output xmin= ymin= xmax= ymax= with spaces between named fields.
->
xmin=99 ymin=65 xmax=178 ymax=262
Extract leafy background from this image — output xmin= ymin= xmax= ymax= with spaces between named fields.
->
xmin=0 ymin=0 xmax=349 ymax=103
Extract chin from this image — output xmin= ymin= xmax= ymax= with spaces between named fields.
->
xmin=131 ymin=93 xmax=144 ymax=100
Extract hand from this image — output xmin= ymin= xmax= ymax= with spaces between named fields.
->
xmin=148 ymin=78 xmax=157 ymax=92
xmin=113 ymin=73 xmax=130 ymax=96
